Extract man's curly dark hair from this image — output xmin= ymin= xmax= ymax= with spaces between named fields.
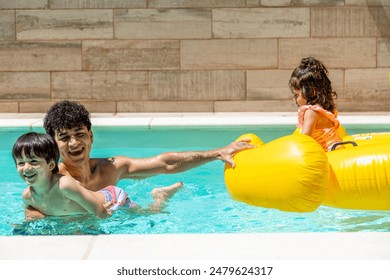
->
xmin=44 ymin=100 xmax=92 ymax=137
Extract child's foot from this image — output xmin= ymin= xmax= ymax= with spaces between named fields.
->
xmin=151 ymin=182 xmax=183 ymax=201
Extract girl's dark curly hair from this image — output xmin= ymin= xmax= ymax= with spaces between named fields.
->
xmin=289 ymin=57 xmax=337 ymax=113
xmin=44 ymin=100 xmax=91 ymax=137
xmin=12 ymin=132 xmax=59 ymax=173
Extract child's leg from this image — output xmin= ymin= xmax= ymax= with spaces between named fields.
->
xmin=149 ymin=182 xmax=183 ymax=212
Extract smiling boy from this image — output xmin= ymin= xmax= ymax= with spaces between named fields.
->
xmin=13 ymin=132 xmax=183 ymax=220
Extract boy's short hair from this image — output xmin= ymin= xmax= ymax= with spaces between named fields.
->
xmin=12 ymin=132 xmax=59 ymax=173
xmin=44 ymin=100 xmax=92 ymax=137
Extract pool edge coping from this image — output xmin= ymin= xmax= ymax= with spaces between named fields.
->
xmin=0 ymin=112 xmax=390 ymax=127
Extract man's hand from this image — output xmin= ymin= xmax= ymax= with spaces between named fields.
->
xmin=219 ymin=139 xmax=254 ymax=168
xmin=24 ymin=206 xmax=45 ymax=221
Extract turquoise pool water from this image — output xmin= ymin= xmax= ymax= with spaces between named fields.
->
xmin=1 ymin=124 xmax=390 ymax=236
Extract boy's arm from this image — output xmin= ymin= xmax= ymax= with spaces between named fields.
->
xmin=60 ymin=176 xmax=111 ymax=219
xmin=22 ymin=188 xmax=45 ymax=221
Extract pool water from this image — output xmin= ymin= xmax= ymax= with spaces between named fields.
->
xmin=1 ymin=124 xmax=390 ymax=236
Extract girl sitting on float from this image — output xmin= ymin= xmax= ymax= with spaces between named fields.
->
xmin=289 ymin=57 xmax=343 ymax=151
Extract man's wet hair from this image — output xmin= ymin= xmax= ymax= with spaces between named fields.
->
xmin=12 ymin=132 xmax=59 ymax=173
xmin=44 ymin=100 xmax=92 ymax=137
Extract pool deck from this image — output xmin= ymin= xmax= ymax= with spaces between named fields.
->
xmin=1 ymin=232 xmax=390 ymax=260
xmin=1 ymin=112 xmax=390 ymax=261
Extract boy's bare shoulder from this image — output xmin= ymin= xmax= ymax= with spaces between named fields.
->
xmin=22 ymin=187 xmax=32 ymax=200
xmin=57 ymin=174 xmax=80 ymax=191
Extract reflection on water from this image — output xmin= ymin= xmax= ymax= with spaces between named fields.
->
xmin=340 ymin=214 xmax=390 ymax=232
xmin=12 ymin=215 xmax=107 ymax=235
xmin=9 ymin=203 xmax=390 ymax=236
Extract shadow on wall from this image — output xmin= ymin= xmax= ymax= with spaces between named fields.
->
xmin=367 ymin=0 xmax=390 ymax=38
xmin=368 ymin=0 xmax=390 ymax=80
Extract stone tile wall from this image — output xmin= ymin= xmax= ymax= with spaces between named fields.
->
xmin=0 ymin=0 xmax=389 ymax=113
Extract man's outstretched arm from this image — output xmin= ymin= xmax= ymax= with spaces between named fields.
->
xmin=115 ymin=139 xmax=254 ymax=179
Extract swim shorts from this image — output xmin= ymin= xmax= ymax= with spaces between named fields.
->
xmin=100 ymin=185 xmax=138 ymax=210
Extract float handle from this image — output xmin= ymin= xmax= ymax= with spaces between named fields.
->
xmin=330 ymin=141 xmax=357 ymax=151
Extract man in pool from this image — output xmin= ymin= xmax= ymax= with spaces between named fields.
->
xmin=25 ymin=100 xmax=253 ymax=220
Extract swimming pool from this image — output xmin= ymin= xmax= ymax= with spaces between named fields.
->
xmin=1 ymin=123 xmax=390 ymax=236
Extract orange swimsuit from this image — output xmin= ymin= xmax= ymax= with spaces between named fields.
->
xmin=297 ymin=105 xmax=342 ymax=151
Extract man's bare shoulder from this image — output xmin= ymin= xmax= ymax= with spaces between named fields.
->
xmin=91 ymin=156 xmax=117 ymax=166
xmin=90 ymin=156 xmax=133 ymax=173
